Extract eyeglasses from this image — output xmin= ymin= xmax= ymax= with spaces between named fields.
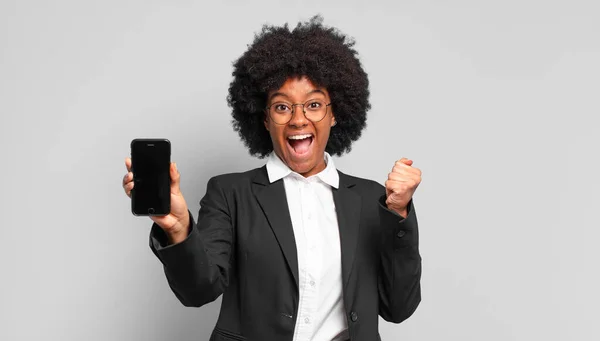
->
xmin=266 ymin=99 xmax=332 ymax=125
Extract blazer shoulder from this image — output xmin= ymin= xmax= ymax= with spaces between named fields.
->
xmin=338 ymin=170 xmax=385 ymax=196
xmin=208 ymin=166 xmax=266 ymax=189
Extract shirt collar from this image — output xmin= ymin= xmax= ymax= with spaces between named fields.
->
xmin=266 ymin=152 xmax=339 ymax=189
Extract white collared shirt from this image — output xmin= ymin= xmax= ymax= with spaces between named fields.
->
xmin=266 ymin=152 xmax=349 ymax=341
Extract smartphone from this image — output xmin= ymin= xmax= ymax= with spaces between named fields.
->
xmin=130 ymin=138 xmax=171 ymax=216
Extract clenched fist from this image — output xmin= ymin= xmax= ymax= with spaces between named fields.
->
xmin=385 ymin=158 xmax=422 ymax=218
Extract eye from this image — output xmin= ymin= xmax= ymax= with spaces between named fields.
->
xmin=305 ymin=100 xmax=323 ymax=110
xmin=272 ymin=103 xmax=291 ymax=112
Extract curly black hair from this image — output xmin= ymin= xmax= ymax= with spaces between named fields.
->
xmin=227 ymin=15 xmax=371 ymax=158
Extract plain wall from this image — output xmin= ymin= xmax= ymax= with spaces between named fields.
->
xmin=1 ymin=0 xmax=598 ymax=340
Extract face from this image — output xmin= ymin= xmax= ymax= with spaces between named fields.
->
xmin=264 ymin=76 xmax=336 ymax=177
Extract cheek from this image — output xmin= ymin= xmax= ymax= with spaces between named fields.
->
xmin=320 ymin=119 xmax=334 ymax=135
xmin=267 ymin=125 xmax=286 ymax=146
xmin=316 ymin=126 xmax=332 ymax=145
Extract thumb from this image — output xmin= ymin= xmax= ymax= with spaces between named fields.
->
xmin=399 ymin=158 xmax=413 ymax=166
xmin=170 ymin=162 xmax=181 ymax=194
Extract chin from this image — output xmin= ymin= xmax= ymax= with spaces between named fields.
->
xmin=290 ymin=162 xmax=315 ymax=175
xmin=284 ymin=157 xmax=311 ymax=172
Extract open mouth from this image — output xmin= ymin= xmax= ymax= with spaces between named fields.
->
xmin=287 ymin=134 xmax=314 ymax=155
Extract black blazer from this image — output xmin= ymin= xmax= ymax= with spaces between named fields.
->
xmin=150 ymin=166 xmax=421 ymax=341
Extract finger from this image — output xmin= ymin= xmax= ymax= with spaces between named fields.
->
xmin=385 ymin=180 xmax=392 ymax=198
xmin=170 ymin=162 xmax=181 ymax=194
xmin=386 ymin=178 xmax=410 ymax=188
xmin=395 ymin=158 xmax=413 ymax=167
xmin=390 ymin=165 xmax=420 ymax=179
xmin=122 ymin=172 xmax=133 ymax=186
xmin=388 ymin=172 xmax=413 ymax=182
xmin=392 ymin=160 xmax=411 ymax=173
xmin=385 ymin=179 xmax=411 ymax=193
xmin=386 ymin=178 xmax=419 ymax=192
xmin=125 ymin=157 xmax=132 ymax=172
xmin=393 ymin=164 xmax=421 ymax=176
xmin=124 ymin=181 xmax=134 ymax=197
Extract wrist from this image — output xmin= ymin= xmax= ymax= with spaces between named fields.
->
xmin=385 ymin=198 xmax=408 ymax=218
xmin=166 ymin=216 xmax=190 ymax=245
xmin=388 ymin=205 xmax=407 ymax=218
xmin=395 ymin=208 xmax=408 ymax=218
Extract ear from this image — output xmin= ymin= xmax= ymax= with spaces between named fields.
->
xmin=330 ymin=113 xmax=337 ymax=127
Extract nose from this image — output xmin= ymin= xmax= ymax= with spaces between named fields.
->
xmin=288 ymin=104 xmax=309 ymax=127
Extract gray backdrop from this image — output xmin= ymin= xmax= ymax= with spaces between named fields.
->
xmin=1 ymin=0 xmax=598 ymax=340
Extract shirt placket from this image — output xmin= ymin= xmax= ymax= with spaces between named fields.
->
xmin=297 ymin=180 xmax=320 ymax=340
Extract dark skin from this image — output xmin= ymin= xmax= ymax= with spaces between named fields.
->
xmin=263 ymin=76 xmax=336 ymax=177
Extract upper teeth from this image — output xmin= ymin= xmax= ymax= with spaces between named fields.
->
xmin=288 ymin=134 xmax=312 ymax=140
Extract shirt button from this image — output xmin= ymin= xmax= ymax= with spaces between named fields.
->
xmin=304 ymin=317 xmax=310 ymax=324
xmin=350 ymin=311 xmax=358 ymax=322
xmin=310 ymin=280 xmax=315 ymax=286
xmin=397 ymin=230 xmax=406 ymax=238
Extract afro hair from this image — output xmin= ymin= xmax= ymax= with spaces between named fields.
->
xmin=227 ymin=15 xmax=371 ymax=158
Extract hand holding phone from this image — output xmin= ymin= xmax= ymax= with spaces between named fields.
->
xmin=123 ymin=139 xmax=190 ymax=243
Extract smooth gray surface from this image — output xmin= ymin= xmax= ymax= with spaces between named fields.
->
xmin=1 ymin=0 xmax=598 ymax=340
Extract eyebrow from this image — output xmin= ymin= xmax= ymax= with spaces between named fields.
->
xmin=269 ymin=89 xmax=326 ymax=101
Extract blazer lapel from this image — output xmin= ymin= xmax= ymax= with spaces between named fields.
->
xmin=252 ymin=167 xmax=299 ymax=289
xmin=332 ymin=171 xmax=362 ymax=289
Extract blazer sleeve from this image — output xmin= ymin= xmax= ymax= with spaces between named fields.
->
xmin=377 ymin=196 xmax=422 ymax=323
xmin=148 ymin=176 xmax=234 ymax=307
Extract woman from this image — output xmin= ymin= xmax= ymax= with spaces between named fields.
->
xmin=122 ymin=16 xmax=422 ymax=341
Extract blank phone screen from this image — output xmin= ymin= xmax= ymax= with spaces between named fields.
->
xmin=131 ymin=139 xmax=170 ymax=215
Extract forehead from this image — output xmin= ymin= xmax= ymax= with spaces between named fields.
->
xmin=268 ymin=76 xmax=329 ymax=101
